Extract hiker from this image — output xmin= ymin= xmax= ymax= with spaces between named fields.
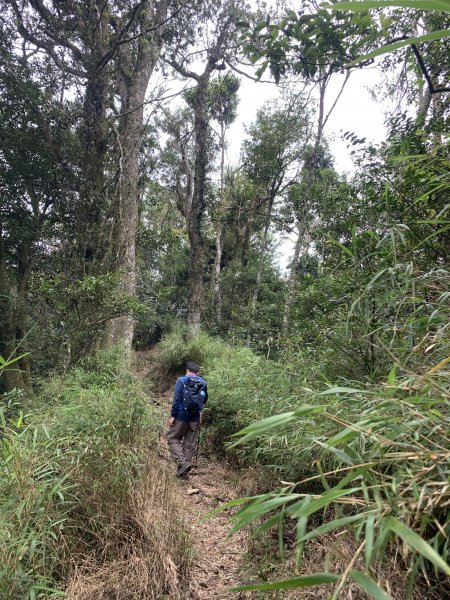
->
xmin=167 ymin=361 xmax=208 ymax=478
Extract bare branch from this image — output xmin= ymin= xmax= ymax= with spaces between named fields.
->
xmin=11 ymin=1 xmax=87 ymax=78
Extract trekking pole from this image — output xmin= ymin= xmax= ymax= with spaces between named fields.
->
xmin=194 ymin=420 xmax=201 ymax=467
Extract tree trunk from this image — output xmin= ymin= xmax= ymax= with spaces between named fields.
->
xmin=0 ymin=224 xmax=27 ymax=393
xmin=170 ymin=25 xmax=230 ymax=337
xmin=14 ymin=239 xmax=34 ymax=391
xmin=76 ymin=2 xmax=110 ymax=273
xmin=212 ymin=224 xmax=223 ymax=326
xmin=247 ymin=196 xmax=274 ymax=345
xmin=281 ymin=69 xmax=339 ymax=340
xmin=281 ymin=218 xmax=313 ymax=337
xmin=211 ymin=117 xmax=226 ymax=326
xmin=104 ymin=0 xmax=169 ymax=351
xmin=186 ymin=61 xmax=217 ymax=336
xmin=241 ymin=195 xmax=260 ymax=267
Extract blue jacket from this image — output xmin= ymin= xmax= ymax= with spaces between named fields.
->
xmin=171 ymin=375 xmax=208 ymax=422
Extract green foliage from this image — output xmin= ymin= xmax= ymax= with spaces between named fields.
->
xmin=226 ymin=377 xmax=450 ymax=595
xmin=0 ymin=349 xmax=190 ymax=598
xmin=157 ymin=330 xmax=328 ymax=477
xmin=0 ymin=352 xmax=30 ymax=374
xmin=230 ymin=572 xmax=339 ymax=592
xmin=241 ymin=1 xmax=380 ymax=82
xmin=183 ymin=73 xmax=241 ymax=126
xmin=33 ymin=273 xmax=145 ymax=363
xmin=330 ymin=1 xmax=450 ymax=13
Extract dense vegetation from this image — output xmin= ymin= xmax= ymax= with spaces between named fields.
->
xmin=1 ymin=351 xmax=190 ymax=598
xmin=1 ymin=0 xmax=449 ymax=598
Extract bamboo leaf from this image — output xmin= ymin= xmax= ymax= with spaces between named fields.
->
xmin=230 ymin=494 xmax=301 ymax=534
xmin=204 ymin=494 xmax=266 ymax=519
xmin=385 ymin=517 xmax=450 ymax=575
xmin=16 ymin=411 xmax=24 ymax=428
xmin=350 ymin=570 xmax=393 ymax=600
xmin=318 ymin=386 xmax=367 ymax=395
xmin=365 ymin=513 xmax=375 ymax=567
xmin=229 ymin=407 xmax=322 ymax=447
xmin=255 ymin=512 xmax=283 ymax=535
xmin=287 ymin=487 xmax=361 ymax=519
xmin=295 ymin=496 xmax=311 ymax=567
xmin=346 ymin=30 xmax=450 ymax=66
xmin=330 ymin=1 xmax=450 ymax=12
xmin=230 ymin=411 xmax=296 ymax=436
xmin=316 ymin=440 xmax=355 ymax=465
xmin=387 ymin=366 xmax=396 ymax=385
xmin=229 ymin=573 xmax=339 ymax=591
xmin=300 ymin=513 xmax=368 ymax=542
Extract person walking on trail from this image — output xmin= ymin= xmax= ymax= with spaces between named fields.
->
xmin=167 ymin=361 xmax=208 ymax=478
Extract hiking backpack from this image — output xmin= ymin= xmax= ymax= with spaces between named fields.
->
xmin=182 ymin=376 xmax=206 ymax=417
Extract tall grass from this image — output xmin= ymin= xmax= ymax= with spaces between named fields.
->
xmin=0 ymin=349 xmax=191 ymax=599
xmin=157 ymin=329 xmax=333 ymax=480
xmin=156 ymin=328 xmax=449 ymax=597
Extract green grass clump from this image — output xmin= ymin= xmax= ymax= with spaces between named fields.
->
xmin=0 ymin=348 xmax=191 ymax=599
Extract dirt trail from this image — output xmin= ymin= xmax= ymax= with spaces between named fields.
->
xmin=158 ymin=392 xmax=250 ymax=599
xmin=177 ymin=461 xmax=249 ymax=598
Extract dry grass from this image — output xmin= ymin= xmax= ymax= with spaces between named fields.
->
xmin=232 ymin=466 xmax=278 ymax=497
xmin=66 ymin=454 xmax=192 ymax=600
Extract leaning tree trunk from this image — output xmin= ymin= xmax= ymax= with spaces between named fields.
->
xmin=104 ymin=0 xmax=169 ymax=351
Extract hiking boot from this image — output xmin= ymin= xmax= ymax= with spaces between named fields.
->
xmin=176 ymin=464 xmax=192 ymax=479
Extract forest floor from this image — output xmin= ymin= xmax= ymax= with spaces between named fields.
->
xmin=177 ymin=466 xmax=249 ymax=599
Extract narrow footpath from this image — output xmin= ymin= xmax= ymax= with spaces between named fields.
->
xmin=159 ymin=390 xmax=251 ymax=599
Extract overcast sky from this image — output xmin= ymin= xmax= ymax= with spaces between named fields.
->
xmin=222 ymin=63 xmax=388 ymax=269
xmin=226 ymin=65 xmax=387 ymax=174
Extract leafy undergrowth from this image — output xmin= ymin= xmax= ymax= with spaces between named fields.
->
xmin=155 ymin=331 xmax=450 ymax=598
xmin=0 ymin=349 xmax=191 ymax=599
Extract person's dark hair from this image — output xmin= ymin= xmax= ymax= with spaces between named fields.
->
xmin=186 ymin=361 xmax=200 ymax=374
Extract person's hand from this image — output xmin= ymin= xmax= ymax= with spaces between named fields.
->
xmin=168 ymin=416 xmax=175 ymax=428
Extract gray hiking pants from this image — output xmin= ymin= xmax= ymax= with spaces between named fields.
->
xmin=167 ymin=420 xmax=200 ymax=473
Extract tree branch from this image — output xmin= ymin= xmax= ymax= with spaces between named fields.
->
xmin=411 ymin=43 xmax=450 ymax=95
xmin=29 ymin=0 xmax=85 ymax=63
xmin=166 ymin=59 xmax=201 ymax=81
xmin=11 ymin=1 xmax=87 ymax=78
xmin=95 ymin=0 xmax=193 ymax=77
